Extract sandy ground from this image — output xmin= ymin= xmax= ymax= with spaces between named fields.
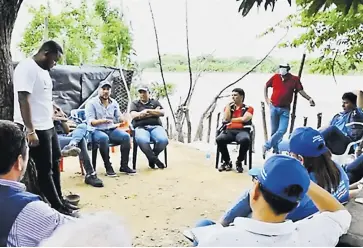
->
xmin=60 ymin=141 xmax=260 ymax=247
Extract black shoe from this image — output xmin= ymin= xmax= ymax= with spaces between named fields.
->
xmin=155 ymin=159 xmax=165 ymax=169
xmin=225 ymin=161 xmax=232 ymax=171
xmin=58 ymin=206 xmax=80 ymax=218
xmin=85 ymin=174 xmax=104 ymax=187
xmin=120 ymin=165 xmax=136 ymax=174
xmin=63 ymin=200 xmax=80 ymax=211
xmin=218 ymin=161 xmax=232 ymax=172
xmin=148 ymin=160 xmax=156 ymax=169
xmin=105 ymin=166 xmax=117 ymax=177
xmin=236 ymin=160 xmax=244 ymax=173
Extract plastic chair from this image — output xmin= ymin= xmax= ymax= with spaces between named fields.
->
xmin=331 ymin=122 xmax=363 ymax=165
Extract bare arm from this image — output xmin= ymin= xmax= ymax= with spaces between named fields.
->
xmin=264 ymin=84 xmax=270 ymax=104
xmin=224 ymin=104 xmax=232 ymax=122
xmin=308 ymin=180 xmax=345 ymax=212
xmin=18 ymin=92 xmax=34 ymax=132
xmin=231 ymin=112 xmax=253 ymax=123
xmin=147 ymin=107 xmax=165 ymax=117
xmin=298 ymin=90 xmax=313 ymax=101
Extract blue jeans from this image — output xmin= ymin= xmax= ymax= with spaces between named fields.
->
xmin=92 ymin=128 xmax=131 ymax=167
xmin=57 ymin=123 xmax=94 ymax=175
xmin=134 ymin=125 xmax=168 ymax=162
xmin=345 ymin=154 xmax=363 ymax=184
xmin=220 ymin=190 xmax=252 ymax=226
xmin=264 ymin=104 xmax=290 ymax=152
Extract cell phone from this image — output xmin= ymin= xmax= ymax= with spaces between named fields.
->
xmin=355 ymin=198 xmax=363 ymax=204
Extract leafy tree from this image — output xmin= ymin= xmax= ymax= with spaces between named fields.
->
xmin=262 ymin=3 xmax=363 ymax=74
xmin=19 ymin=0 xmax=132 ymax=67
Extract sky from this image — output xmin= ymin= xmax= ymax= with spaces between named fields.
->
xmin=11 ymin=0 xmax=310 ymax=62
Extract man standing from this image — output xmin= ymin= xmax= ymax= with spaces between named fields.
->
xmin=216 ymin=88 xmax=253 ymax=173
xmin=13 ymin=41 xmax=77 ymax=216
xmin=0 ymin=120 xmax=73 ymax=247
xmin=263 ymin=63 xmax=315 ymax=158
xmin=130 ymin=85 xmax=168 ymax=169
xmin=85 ymin=81 xmax=135 ymax=176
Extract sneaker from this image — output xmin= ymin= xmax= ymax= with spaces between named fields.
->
xmin=236 ymin=160 xmax=243 ymax=173
xmin=61 ymin=145 xmax=81 ymax=157
xmin=225 ymin=161 xmax=232 ymax=171
xmin=57 ymin=206 xmax=80 ymax=218
xmin=148 ymin=160 xmax=156 ymax=169
xmin=63 ymin=199 xmax=80 ymax=211
xmin=119 ymin=165 xmax=136 ymax=174
xmin=218 ymin=161 xmax=232 ymax=172
xmin=155 ymin=159 xmax=165 ymax=169
xmin=85 ymin=174 xmax=104 ymax=187
xmin=105 ymin=166 xmax=117 ymax=177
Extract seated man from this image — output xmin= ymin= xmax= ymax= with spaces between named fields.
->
xmin=0 ymin=120 xmax=73 ymax=247
xmin=321 ymin=92 xmax=363 ymax=155
xmin=130 ymin=85 xmax=168 ymax=169
xmin=195 ymin=155 xmax=351 ymax=246
xmin=216 ymin=88 xmax=253 ymax=173
xmin=85 ymin=81 xmax=135 ymax=176
xmin=53 ymin=109 xmax=104 ymax=188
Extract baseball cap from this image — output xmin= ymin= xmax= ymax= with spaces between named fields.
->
xmin=248 ymin=155 xmax=310 ymax=203
xmin=279 ymin=127 xmax=328 ymax=157
xmin=279 ymin=62 xmax=290 ymax=68
xmin=138 ymin=85 xmax=149 ymax=92
xmin=99 ymin=81 xmax=112 ymax=88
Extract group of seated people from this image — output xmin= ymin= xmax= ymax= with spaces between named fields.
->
xmin=54 ymin=82 xmax=169 ymax=188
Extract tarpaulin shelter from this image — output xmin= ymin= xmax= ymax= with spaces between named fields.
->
xmin=13 ymin=62 xmax=133 ymax=115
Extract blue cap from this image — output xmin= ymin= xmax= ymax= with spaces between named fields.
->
xmin=248 ymin=155 xmax=310 ymax=203
xmin=279 ymin=127 xmax=328 ymax=157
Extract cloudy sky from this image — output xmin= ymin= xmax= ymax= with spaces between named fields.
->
xmin=11 ymin=0 xmax=309 ymax=61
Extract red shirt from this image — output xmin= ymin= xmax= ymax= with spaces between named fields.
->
xmin=226 ymin=105 xmax=254 ymax=130
xmin=266 ymin=73 xmax=303 ymax=108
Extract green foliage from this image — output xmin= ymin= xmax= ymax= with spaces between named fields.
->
xmin=130 ymin=82 xmax=176 ymax=101
xmin=260 ymin=5 xmax=363 ymax=75
xmin=140 ymin=54 xmax=362 ymax=75
xmin=19 ymin=0 xmax=132 ymax=67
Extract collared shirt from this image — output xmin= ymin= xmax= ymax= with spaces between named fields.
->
xmin=266 ymin=73 xmax=304 ymax=108
xmin=85 ymin=96 xmax=122 ymax=130
xmin=0 ymin=179 xmax=73 ymax=247
xmin=198 ymin=210 xmax=351 ymax=247
xmin=129 ymin=99 xmax=163 ymax=128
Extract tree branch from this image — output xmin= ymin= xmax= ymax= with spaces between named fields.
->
xmin=183 ymin=0 xmax=193 ymax=107
xmin=148 ymin=0 xmax=176 ymax=125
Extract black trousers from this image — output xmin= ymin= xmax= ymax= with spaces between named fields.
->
xmin=321 ymin=126 xmax=352 ymax=155
xmin=216 ymin=129 xmax=251 ymax=163
xmin=20 ymin=124 xmax=64 ymax=209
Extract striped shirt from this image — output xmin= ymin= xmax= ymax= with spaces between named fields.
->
xmin=0 ymin=179 xmax=73 ymax=247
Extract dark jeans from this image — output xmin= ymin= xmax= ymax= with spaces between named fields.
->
xmin=92 ymin=128 xmax=131 ymax=167
xmin=29 ymin=127 xmax=63 ymax=209
xmin=134 ymin=125 xmax=168 ymax=162
xmin=345 ymin=154 xmax=363 ymax=184
xmin=216 ymin=129 xmax=250 ymax=163
xmin=58 ymin=124 xmax=94 ymax=175
xmin=321 ymin=126 xmax=352 ymax=155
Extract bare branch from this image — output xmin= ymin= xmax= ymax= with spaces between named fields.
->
xmin=183 ymin=0 xmax=193 ymax=107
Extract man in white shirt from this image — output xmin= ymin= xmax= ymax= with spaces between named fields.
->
xmin=197 ymin=155 xmax=352 ymax=247
xmin=13 ymin=41 xmax=77 ymax=216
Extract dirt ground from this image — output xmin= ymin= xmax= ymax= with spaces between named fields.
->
xmin=61 ymin=141 xmax=255 ymax=247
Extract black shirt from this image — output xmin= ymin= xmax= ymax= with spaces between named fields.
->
xmin=130 ymin=99 xmax=163 ymax=128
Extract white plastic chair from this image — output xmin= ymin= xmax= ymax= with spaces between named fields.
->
xmin=331 ymin=122 xmax=363 ymax=165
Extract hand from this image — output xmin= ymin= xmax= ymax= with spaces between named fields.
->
xmin=27 ymin=132 xmax=39 ymax=147
xmin=309 ymin=98 xmax=316 ymax=107
xmin=265 ymin=98 xmax=271 ymax=105
xmin=141 ymin=109 xmax=150 ymax=114
xmin=103 ymin=119 xmax=113 ymax=124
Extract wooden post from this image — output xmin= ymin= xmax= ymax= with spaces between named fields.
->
xmin=317 ymin=113 xmax=322 ymax=129
xmin=261 ymin=102 xmax=268 ymax=143
xmin=303 ymin=116 xmax=308 ymax=126
xmin=289 ymin=53 xmax=307 ymax=134
xmin=166 ymin=116 xmax=169 ymax=138
xmin=206 ymin=114 xmax=212 ymax=143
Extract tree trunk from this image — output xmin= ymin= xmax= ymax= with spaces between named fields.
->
xmin=0 ymin=0 xmax=41 ymax=196
xmin=185 ymin=108 xmax=192 ymax=143
xmin=175 ymin=108 xmax=185 ymax=143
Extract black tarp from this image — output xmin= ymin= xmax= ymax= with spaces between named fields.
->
xmin=13 ymin=62 xmax=133 ymax=115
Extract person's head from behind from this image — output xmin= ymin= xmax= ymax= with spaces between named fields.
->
xmin=231 ymin=88 xmax=245 ymax=104
xmin=36 ymin=40 xmax=63 ymax=70
xmin=280 ymin=127 xmax=341 ymax=192
xmin=342 ymin=92 xmax=357 ymax=112
xmin=0 ymin=121 xmax=28 ymax=182
xmin=138 ymin=85 xmax=150 ymax=103
xmin=248 ymin=155 xmax=310 ymax=220
xmin=99 ymin=82 xmax=112 ymax=100
xmin=39 ymin=211 xmax=132 ymax=247
xmin=279 ymin=62 xmax=291 ymax=76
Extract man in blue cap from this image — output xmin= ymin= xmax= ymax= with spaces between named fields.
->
xmin=196 ymin=155 xmax=351 ymax=246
